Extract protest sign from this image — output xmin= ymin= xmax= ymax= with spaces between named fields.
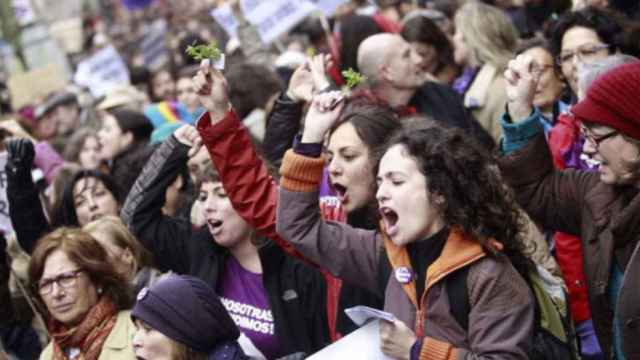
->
xmin=308 ymin=0 xmax=347 ymax=17
xmin=8 ymin=63 xmax=68 ymax=110
xmin=211 ymin=0 xmax=316 ymax=44
xmin=74 ymin=45 xmax=130 ymax=98
xmin=21 ymin=24 xmax=73 ymax=78
xmin=49 ymin=17 xmax=84 ymax=54
xmin=0 ymin=153 xmax=12 ymax=235
xmin=141 ymin=19 xmax=169 ymax=71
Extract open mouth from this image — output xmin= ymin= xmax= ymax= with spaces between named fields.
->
xmin=332 ymin=182 xmax=347 ymax=202
xmin=208 ymin=219 xmax=223 ymax=228
xmin=379 ymin=207 xmax=399 ymax=236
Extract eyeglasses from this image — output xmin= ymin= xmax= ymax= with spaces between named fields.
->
xmin=531 ymin=63 xmax=554 ymax=78
xmin=37 ymin=269 xmax=85 ymax=296
xmin=556 ymin=44 xmax=610 ymax=66
xmin=581 ymin=125 xmax=618 ymax=149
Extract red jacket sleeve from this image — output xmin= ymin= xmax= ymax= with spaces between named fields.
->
xmin=196 ymin=110 xmax=313 ymax=263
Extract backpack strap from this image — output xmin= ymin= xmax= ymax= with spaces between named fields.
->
xmin=446 ymin=266 xmax=471 ymax=331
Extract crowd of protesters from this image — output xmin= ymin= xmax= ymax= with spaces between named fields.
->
xmin=1 ymin=0 xmax=640 ymax=359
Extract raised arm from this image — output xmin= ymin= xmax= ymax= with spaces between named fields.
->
xmin=276 ymin=93 xmax=383 ymax=294
xmin=263 ymin=56 xmax=333 ymax=167
xmin=5 ymin=139 xmax=50 ymax=254
xmin=192 ymin=59 xmax=310 ymax=261
xmin=497 ymin=54 xmax=600 ymax=234
xmin=120 ymin=129 xmax=198 ymax=274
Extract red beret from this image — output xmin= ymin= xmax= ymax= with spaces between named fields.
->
xmin=572 ymin=61 xmax=640 ymax=140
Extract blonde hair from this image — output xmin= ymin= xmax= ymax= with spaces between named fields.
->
xmin=454 ymin=1 xmax=518 ymax=69
xmin=83 ymin=216 xmax=152 ymax=274
xmin=170 ymin=338 xmax=207 ymax=360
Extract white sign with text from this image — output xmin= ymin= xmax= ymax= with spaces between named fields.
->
xmin=74 ymin=45 xmax=130 ymax=98
xmin=211 ymin=0 xmax=316 ymax=44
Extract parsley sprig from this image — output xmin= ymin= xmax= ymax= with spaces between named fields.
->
xmin=341 ymin=68 xmax=366 ymax=89
xmin=185 ymin=42 xmax=222 ymax=61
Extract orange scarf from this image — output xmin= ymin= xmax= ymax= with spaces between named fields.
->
xmin=50 ymin=297 xmax=118 ymax=360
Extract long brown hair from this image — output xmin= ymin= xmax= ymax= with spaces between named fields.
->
xmin=28 ymin=228 xmax=133 ymax=314
xmin=170 ymin=338 xmax=207 ymax=360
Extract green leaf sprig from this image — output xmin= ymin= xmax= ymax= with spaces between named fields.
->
xmin=342 ymin=68 xmax=366 ymax=89
xmin=185 ymin=41 xmax=222 ymax=61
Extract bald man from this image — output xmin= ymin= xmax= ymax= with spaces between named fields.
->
xmin=357 ymin=33 xmax=494 ymax=148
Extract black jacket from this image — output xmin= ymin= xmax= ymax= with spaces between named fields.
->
xmin=121 ymin=136 xmax=330 ymax=356
xmin=6 ymin=163 xmax=50 ymax=255
xmin=263 ymin=93 xmax=303 ymax=168
xmin=410 ymin=82 xmax=495 ymax=149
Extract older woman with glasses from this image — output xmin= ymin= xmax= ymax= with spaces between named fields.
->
xmin=28 ymin=227 xmax=135 ymax=360
xmin=550 ymin=6 xmax=625 ymax=100
xmin=500 ymin=56 xmax=640 ymax=360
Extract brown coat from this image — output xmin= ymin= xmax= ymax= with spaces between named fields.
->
xmin=498 ymin=134 xmax=640 ymax=358
xmin=277 ymin=150 xmax=534 ymax=359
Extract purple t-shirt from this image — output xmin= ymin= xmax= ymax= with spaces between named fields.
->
xmin=218 ymin=256 xmax=282 ymax=359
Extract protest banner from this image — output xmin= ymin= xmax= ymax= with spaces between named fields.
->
xmin=211 ymin=0 xmax=316 ymax=44
xmin=7 ymin=63 xmax=68 ymax=110
xmin=74 ymin=45 xmax=130 ymax=98
xmin=141 ymin=19 xmax=169 ymax=71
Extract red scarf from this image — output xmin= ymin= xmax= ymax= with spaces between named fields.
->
xmin=50 ymin=297 xmax=118 ymax=360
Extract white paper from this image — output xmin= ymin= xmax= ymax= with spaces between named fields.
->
xmin=345 ymin=305 xmax=397 ymax=327
xmin=213 ymin=54 xmax=225 ymax=70
xmin=307 ymin=320 xmax=393 ymax=360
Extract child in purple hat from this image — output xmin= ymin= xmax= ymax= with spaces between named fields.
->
xmin=131 ymin=274 xmax=249 ymax=360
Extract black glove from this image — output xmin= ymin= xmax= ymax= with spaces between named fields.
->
xmin=5 ymin=138 xmax=35 ymax=180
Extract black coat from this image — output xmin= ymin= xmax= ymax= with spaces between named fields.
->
xmin=121 ymin=136 xmax=330 ymax=356
xmin=409 ymin=82 xmax=495 ymax=150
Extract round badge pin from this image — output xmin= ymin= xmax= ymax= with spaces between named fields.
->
xmin=137 ymin=287 xmax=149 ymax=301
xmin=395 ymin=267 xmax=413 ymax=284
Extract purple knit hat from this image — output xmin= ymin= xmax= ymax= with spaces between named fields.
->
xmin=131 ymin=274 xmax=241 ymax=354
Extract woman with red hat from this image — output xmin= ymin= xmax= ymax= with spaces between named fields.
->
xmin=499 ymin=56 xmax=640 ymax=360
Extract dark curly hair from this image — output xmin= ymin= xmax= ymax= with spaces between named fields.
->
xmin=377 ymin=124 xmax=533 ymax=276
xmin=550 ymin=7 xmax=625 ymax=70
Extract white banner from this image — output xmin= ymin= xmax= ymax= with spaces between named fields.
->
xmin=211 ymin=0 xmax=316 ymax=44
xmin=74 ymin=45 xmax=130 ymax=98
